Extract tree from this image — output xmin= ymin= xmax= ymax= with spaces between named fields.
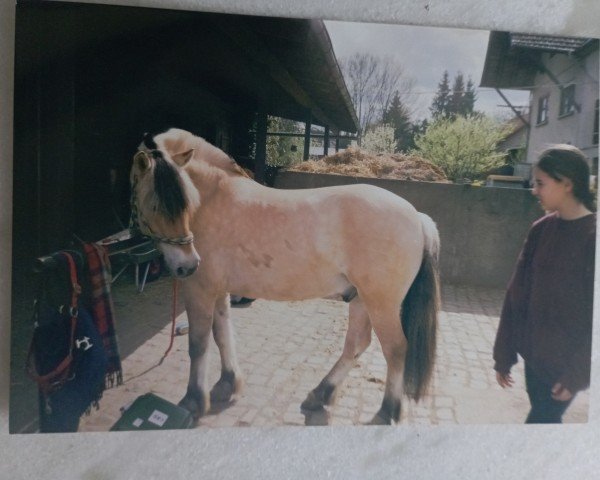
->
xmin=449 ymin=73 xmax=465 ymax=118
xmin=405 ymin=118 xmax=429 ymax=151
xmin=431 ymin=71 xmax=478 ymax=119
xmin=412 ymin=115 xmax=510 ymax=182
xmin=430 ymin=70 xmax=451 ymax=119
xmin=463 ymin=77 xmax=477 ymax=116
xmin=340 ymin=53 xmax=416 ymax=137
xmin=382 ymin=91 xmax=412 ymax=152
xmin=361 ymin=124 xmax=396 ymax=154
xmin=265 ymin=116 xmax=304 ymax=167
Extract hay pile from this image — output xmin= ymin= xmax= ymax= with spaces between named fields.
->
xmin=286 ymin=147 xmax=448 ymax=182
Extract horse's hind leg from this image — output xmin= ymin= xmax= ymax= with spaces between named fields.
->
xmin=365 ymin=302 xmax=407 ymax=425
xmin=210 ymin=293 xmax=243 ymax=403
xmin=301 ymin=296 xmax=371 ymax=410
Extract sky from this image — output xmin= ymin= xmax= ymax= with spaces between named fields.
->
xmin=324 ymin=20 xmax=530 ymax=122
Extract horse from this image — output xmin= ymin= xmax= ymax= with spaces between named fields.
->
xmin=130 ymin=128 xmax=440 ymax=425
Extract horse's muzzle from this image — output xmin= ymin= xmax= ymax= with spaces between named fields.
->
xmin=174 ymin=259 xmax=199 ymax=278
xmin=158 ymin=242 xmax=201 ymax=279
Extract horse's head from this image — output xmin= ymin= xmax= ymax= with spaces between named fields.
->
xmin=130 ymin=147 xmax=201 ymax=278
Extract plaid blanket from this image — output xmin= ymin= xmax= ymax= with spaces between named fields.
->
xmin=84 ymin=242 xmax=123 ymax=388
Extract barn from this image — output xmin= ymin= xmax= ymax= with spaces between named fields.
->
xmin=12 ymin=1 xmax=359 ymax=283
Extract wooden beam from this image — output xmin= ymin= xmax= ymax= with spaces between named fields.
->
xmin=304 ymin=112 xmax=312 ymax=161
xmin=495 ymin=89 xmax=530 ymax=127
xmin=323 ymin=126 xmax=330 ymax=156
xmin=255 ymin=108 xmax=268 ymax=184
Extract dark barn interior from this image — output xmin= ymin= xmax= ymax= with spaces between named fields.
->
xmin=11 ymin=1 xmax=357 ymax=432
xmin=13 ymin=1 xmax=357 ymax=268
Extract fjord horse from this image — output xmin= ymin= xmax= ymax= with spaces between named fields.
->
xmin=130 ymin=128 xmax=440 ymax=424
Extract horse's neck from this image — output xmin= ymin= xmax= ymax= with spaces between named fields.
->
xmin=186 ymin=161 xmax=230 ymax=204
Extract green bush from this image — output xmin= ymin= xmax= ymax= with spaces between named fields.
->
xmin=412 ymin=115 xmax=510 ymax=182
xmin=362 ymin=124 xmax=396 ymax=154
xmin=266 ymin=117 xmax=304 ymax=167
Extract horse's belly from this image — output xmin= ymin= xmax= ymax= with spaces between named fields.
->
xmin=228 ymin=269 xmax=352 ymax=302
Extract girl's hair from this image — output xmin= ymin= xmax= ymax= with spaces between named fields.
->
xmin=536 ymin=144 xmax=596 ymax=211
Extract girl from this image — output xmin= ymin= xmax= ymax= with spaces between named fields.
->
xmin=493 ymin=144 xmax=596 ymax=423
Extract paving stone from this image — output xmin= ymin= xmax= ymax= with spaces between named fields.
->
xmin=77 ymin=286 xmax=589 ymax=431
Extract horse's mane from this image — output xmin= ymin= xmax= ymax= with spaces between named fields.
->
xmin=153 ymin=128 xmax=249 ymax=178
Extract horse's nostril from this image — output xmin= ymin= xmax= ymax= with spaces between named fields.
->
xmin=176 ymin=267 xmax=185 ymax=277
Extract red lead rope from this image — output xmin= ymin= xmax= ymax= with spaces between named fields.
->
xmin=159 ymin=279 xmax=178 ymax=364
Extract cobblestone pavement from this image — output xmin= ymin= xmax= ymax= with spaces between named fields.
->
xmin=79 ymin=284 xmax=589 ymax=430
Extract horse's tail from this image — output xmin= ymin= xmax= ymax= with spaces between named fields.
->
xmin=401 ymin=212 xmax=440 ymax=401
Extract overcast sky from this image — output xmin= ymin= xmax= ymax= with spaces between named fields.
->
xmin=324 ymin=20 xmax=530 ymax=121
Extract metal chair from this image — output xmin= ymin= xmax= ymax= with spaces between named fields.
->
xmin=98 ymin=230 xmax=162 ymax=293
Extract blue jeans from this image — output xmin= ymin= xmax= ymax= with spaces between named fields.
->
xmin=525 ymin=363 xmax=574 ymax=424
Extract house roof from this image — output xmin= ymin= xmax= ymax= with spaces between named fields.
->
xmin=509 ymin=33 xmax=592 ymax=54
xmin=17 ymin=2 xmax=359 ymax=133
xmin=504 ymin=114 xmax=529 ymax=136
xmin=480 ymin=31 xmax=598 ymax=89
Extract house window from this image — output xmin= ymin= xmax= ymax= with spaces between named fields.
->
xmin=559 ymin=84 xmax=576 ymax=117
xmin=593 ymin=99 xmax=599 ymax=145
xmin=536 ymin=95 xmax=549 ymax=125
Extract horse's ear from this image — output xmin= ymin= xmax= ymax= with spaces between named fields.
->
xmin=133 ymin=151 xmax=151 ymax=172
xmin=172 ymin=149 xmax=194 ymax=167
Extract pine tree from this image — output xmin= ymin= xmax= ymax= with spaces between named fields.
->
xmin=463 ymin=77 xmax=477 ymax=116
xmin=382 ymin=91 xmax=412 ymax=151
xmin=431 ymin=71 xmax=478 ymax=120
xmin=430 ymin=70 xmax=451 ymax=119
xmin=449 ymin=73 xmax=465 ymax=119
xmin=411 ymin=119 xmax=429 ymax=138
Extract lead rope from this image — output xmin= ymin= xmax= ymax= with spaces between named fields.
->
xmin=158 ymin=279 xmax=179 ymax=365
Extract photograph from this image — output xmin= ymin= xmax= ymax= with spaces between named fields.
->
xmin=8 ymin=0 xmax=598 ymax=439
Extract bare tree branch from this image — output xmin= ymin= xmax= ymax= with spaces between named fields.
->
xmin=340 ymin=53 xmax=416 ymax=136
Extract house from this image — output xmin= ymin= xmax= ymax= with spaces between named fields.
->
xmin=480 ymin=32 xmax=599 ymax=179
xmin=496 ymin=113 xmax=530 ymax=180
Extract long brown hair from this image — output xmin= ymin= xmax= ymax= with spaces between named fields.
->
xmin=536 ymin=144 xmax=596 ymax=212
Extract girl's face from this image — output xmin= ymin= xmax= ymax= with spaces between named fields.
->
xmin=531 ymin=168 xmax=573 ymax=213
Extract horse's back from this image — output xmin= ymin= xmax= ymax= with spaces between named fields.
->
xmin=265 ymin=181 xmax=426 ymax=284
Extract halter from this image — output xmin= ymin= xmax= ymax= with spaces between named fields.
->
xmin=129 ymin=172 xmax=195 ymax=247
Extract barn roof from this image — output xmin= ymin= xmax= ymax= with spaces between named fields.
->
xmin=480 ymin=31 xmax=598 ymax=89
xmin=18 ymin=2 xmax=359 ymax=133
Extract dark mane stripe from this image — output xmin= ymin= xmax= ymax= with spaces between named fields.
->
xmin=152 ymin=150 xmax=188 ymax=221
xmin=143 ymin=132 xmax=158 ymax=150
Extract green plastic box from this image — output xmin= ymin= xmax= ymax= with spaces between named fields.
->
xmin=110 ymin=393 xmax=194 ymax=431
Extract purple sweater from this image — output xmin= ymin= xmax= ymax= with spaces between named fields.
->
xmin=493 ymin=212 xmax=596 ymax=393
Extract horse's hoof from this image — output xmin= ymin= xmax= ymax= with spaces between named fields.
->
xmin=301 ymin=391 xmax=324 ymax=411
xmin=178 ymin=389 xmax=209 ymax=419
xmin=369 ymin=413 xmax=392 ymax=425
xmin=210 ymin=378 xmax=235 ymax=403
xmin=301 ymin=382 xmax=336 ymax=411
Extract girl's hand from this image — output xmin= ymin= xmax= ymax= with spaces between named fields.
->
xmin=551 ymin=383 xmax=573 ymax=401
xmin=496 ymin=371 xmax=514 ymax=388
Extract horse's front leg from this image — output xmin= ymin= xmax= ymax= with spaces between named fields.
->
xmin=178 ymin=284 xmax=217 ymax=419
xmin=210 ymin=293 xmax=243 ymax=404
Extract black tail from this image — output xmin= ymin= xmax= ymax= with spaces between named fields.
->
xmin=401 ymin=244 xmax=440 ymax=401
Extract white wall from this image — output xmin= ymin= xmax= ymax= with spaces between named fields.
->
xmin=527 ymin=48 xmax=599 ymax=166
